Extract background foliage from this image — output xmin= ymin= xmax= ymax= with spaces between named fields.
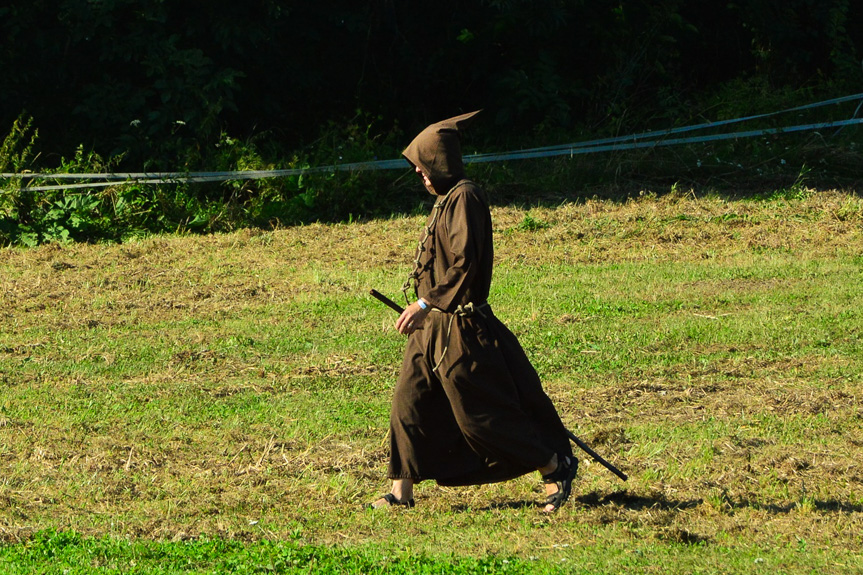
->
xmin=3 ymin=0 xmax=861 ymax=162
xmin=1 ymin=0 xmax=863 ymax=245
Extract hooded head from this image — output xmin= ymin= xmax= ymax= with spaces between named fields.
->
xmin=402 ymin=110 xmax=481 ymax=195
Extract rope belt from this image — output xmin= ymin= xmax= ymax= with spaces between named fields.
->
xmin=429 ymin=302 xmax=490 ymax=372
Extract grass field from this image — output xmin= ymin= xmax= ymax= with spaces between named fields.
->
xmin=1 ymin=188 xmax=862 ymax=573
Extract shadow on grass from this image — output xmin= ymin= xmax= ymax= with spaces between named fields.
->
xmin=725 ymin=498 xmax=863 ymax=514
xmin=451 ymin=500 xmax=540 ymax=512
xmin=577 ymin=490 xmax=703 ymax=512
xmin=451 ymin=490 xmax=704 ymax=513
xmin=577 ymin=490 xmax=863 ymax=515
xmin=474 ymin=138 xmax=863 ymax=210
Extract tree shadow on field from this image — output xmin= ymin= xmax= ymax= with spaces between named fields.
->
xmin=473 ymin=139 xmax=863 ymax=210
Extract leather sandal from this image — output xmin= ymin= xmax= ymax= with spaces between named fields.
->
xmin=366 ymin=493 xmax=415 ymax=509
xmin=542 ymin=455 xmax=578 ymax=512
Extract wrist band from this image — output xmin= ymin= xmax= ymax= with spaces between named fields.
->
xmin=417 ymin=299 xmax=428 ymax=310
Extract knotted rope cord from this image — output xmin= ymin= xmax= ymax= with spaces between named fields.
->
xmin=430 ymin=302 xmax=489 ymax=373
xmin=400 ymin=185 xmax=460 ymax=305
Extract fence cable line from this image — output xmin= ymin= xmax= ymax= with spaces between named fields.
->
xmin=2 ymin=93 xmax=862 ymax=193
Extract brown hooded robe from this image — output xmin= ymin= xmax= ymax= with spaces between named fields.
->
xmin=388 ymin=111 xmax=573 ymax=486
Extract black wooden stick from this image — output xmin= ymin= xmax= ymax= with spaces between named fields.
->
xmin=370 ymin=289 xmax=405 ymax=314
xmin=565 ymin=429 xmax=628 ymax=481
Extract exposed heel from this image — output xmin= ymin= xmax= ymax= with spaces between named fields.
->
xmin=542 ymin=455 xmax=578 ymax=512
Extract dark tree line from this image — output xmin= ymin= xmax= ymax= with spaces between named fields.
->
xmin=2 ymin=0 xmax=862 ymax=170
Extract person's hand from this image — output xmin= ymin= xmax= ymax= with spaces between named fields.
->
xmin=395 ymin=300 xmax=430 ymax=335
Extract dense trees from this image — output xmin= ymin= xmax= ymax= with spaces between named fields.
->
xmin=2 ymin=1 xmax=862 ymax=245
xmin=2 ymin=0 xmax=862 ymax=169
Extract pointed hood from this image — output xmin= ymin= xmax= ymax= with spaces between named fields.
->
xmin=402 ymin=110 xmax=481 ymax=195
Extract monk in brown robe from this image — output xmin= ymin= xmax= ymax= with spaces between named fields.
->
xmin=370 ymin=111 xmax=577 ymax=513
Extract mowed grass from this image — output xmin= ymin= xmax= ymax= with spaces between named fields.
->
xmin=1 ymin=189 xmax=862 ymax=573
